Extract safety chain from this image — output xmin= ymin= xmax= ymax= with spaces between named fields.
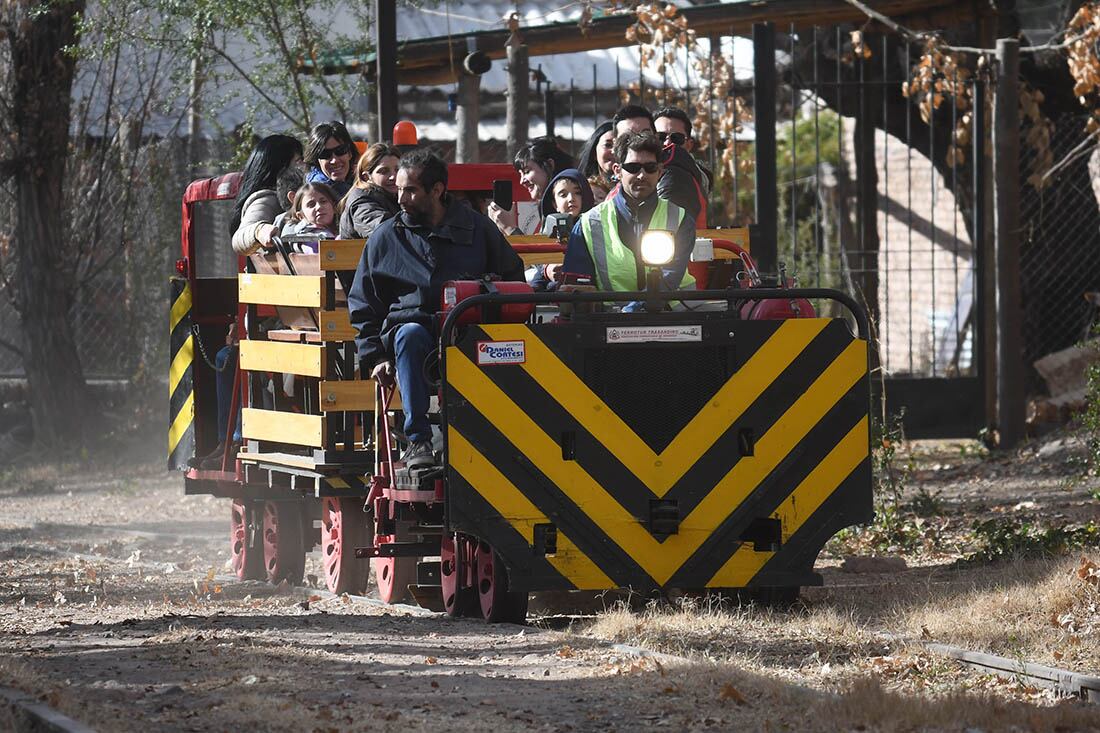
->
xmin=190 ymin=323 xmax=230 ymax=372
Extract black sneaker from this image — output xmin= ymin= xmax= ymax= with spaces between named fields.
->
xmin=188 ymin=441 xmax=225 ymax=469
xmin=199 ymin=441 xmax=241 ymax=470
xmin=401 ymin=441 xmax=436 ymax=469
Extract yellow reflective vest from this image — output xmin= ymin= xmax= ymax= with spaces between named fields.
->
xmin=579 ymin=197 xmax=695 ymax=291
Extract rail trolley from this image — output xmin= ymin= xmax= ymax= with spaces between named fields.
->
xmin=170 ymin=162 xmax=873 ymax=621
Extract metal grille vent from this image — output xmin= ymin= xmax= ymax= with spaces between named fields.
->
xmin=584 ymin=345 xmax=728 ymax=452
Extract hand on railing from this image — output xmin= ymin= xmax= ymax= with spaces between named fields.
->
xmin=371 ymin=360 xmax=396 ymax=389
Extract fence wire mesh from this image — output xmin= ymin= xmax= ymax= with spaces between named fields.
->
xmin=1020 ymin=113 xmax=1100 ymax=391
xmin=0 ymin=138 xmax=207 ymax=380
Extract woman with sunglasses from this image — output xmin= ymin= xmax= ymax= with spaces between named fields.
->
xmin=304 ymin=121 xmax=356 ymax=198
xmin=339 ymin=143 xmax=400 ymax=240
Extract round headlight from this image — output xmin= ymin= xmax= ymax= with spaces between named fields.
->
xmin=640 ymin=229 xmax=675 ymax=266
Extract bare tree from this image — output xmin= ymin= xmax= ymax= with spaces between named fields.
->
xmin=0 ymin=0 xmax=93 ymax=447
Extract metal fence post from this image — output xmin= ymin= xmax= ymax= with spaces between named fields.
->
xmin=753 ymin=22 xmax=778 ymax=274
xmin=993 ymin=39 xmax=1024 ymax=447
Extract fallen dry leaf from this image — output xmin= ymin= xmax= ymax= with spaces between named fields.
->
xmin=720 ymin=683 xmax=747 ymax=705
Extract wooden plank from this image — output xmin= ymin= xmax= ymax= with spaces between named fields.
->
xmin=320 ymin=239 xmax=367 ymax=271
xmin=267 ymin=329 xmax=323 ymax=344
xmin=508 ymin=235 xmax=558 ymax=245
xmin=242 ymin=408 xmax=325 ymax=447
xmin=237 ymin=451 xmax=318 ymax=470
xmin=320 ymin=380 xmax=376 ymax=412
xmin=317 ymin=0 xmax=970 ymax=84
xmin=698 ymin=228 xmax=749 ymax=249
xmin=238 ymin=273 xmax=324 ymax=308
xmin=239 ymin=340 xmax=325 ymax=377
xmin=521 ymin=252 xmax=564 ymax=267
xmin=319 ymin=309 xmax=358 ymax=341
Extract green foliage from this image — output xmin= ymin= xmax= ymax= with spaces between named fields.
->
xmin=776 ymin=110 xmax=845 ymax=290
xmin=965 ymin=519 xmax=1100 ymax=564
xmin=76 ymin=0 xmax=377 ymax=135
xmin=1079 ymin=354 xmax=1100 ymax=478
xmin=906 ymin=486 xmax=945 ymax=517
xmin=828 ymin=411 xmax=938 ymax=555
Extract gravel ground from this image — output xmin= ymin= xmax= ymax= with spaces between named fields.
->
xmin=1 ymin=437 xmax=1099 ymax=731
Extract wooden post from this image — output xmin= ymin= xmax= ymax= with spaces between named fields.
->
xmin=506 ymin=40 xmax=529 ymax=158
xmin=456 ymin=73 xmax=481 ymax=163
xmin=993 ymin=38 xmax=1024 ymax=448
xmin=374 ymin=0 xmax=398 ymax=142
xmin=752 ymin=22 xmax=777 ymax=275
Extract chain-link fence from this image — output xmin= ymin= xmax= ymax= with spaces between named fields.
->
xmin=0 ymin=138 xmax=232 ymax=382
xmin=1020 ymin=114 xmax=1100 ymax=391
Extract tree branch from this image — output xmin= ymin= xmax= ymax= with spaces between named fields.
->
xmin=208 ymin=38 xmax=307 ymax=133
xmin=262 ymin=0 xmax=313 ymax=128
xmin=291 ymin=0 xmax=349 ymax=122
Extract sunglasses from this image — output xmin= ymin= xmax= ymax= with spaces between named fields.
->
xmin=620 ymin=161 xmax=660 ymax=175
xmin=317 ymin=143 xmax=350 ymax=160
xmin=658 ymin=131 xmax=687 ymax=146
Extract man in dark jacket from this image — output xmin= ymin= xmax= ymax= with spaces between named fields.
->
xmin=608 ymin=105 xmax=708 ymax=226
xmin=348 ymin=149 xmax=525 ymax=468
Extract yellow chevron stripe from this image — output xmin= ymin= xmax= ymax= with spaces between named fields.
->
xmin=480 ymin=319 xmax=829 ymax=497
xmin=449 ymin=427 xmax=613 ymax=590
xmin=328 ymin=477 xmax=350 ymax=490
xmin=446 ymin=338 xmax=867 ymax=586
xmin=169 ymin=335 xmax=193 ymax=397
xmin=168 ymin=391 xmax=194 ymax=455
xmin=708 ymin=415 xmax=870 ymax=587
xmin=170 ymin=282 xmax=192 ymax=333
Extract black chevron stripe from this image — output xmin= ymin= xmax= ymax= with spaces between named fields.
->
xmin=666 ymin=380 xmax=869 ymax=587
xmin=447 ymin=470 xmax=578 ymax=593
xmin=446 ymin=393 xmax=657 ymax=589
xmin=452 ymin=319 xmax=857 ymax=532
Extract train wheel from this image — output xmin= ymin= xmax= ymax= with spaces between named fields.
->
xmin=262 ymin=501 xmax=306 ymax=585
xmin=320 ymin=497 xmax=371 ymax=594
xmin=229 ymin=500 xmax=265 ymax=581
xmin=440 ymin=534 xmax=477 ymax=617
xmin=373 ymin=555 xmax=417 ymax=603
xmin=475 ymin=541 xmax=528 ymax=624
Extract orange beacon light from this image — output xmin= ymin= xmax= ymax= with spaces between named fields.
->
xmin=393 ymin=121 xmax=418 ymax=146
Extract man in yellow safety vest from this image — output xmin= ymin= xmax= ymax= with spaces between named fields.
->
xmin=562 ymin=130 xmax=695 ymax=311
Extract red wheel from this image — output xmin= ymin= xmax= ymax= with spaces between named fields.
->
xmin=476 ymin=540 xmax=528 ymax=624
xmin=373 ymin=556 xmax=417 ymax=603
xmin=320 ymin=497 xmax=371 ymax=594
xmin=440 ymin=534 xmax=477 ymax=617
xmin=230 ymin=500 xmax=265 ymax=580
xmin=262 ymin=501 xmax=306 ymax=585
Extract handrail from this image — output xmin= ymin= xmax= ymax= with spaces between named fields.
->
xmin=438 ymin=287 xmax=871 ymax=345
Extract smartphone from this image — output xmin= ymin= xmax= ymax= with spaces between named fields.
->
xmin=492 ymin=179 xmax=513 ymax=210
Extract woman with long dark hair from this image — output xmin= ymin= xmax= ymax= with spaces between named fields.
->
xmin=578 ymin=121 xmax=615 ymax=200
xmin=304 ymin=121 xmax=356 ymax=198
xmin=489 ymin=136 xmax=575 ymax=234
xmin=230 ymin=134 xmax=304 ymax=255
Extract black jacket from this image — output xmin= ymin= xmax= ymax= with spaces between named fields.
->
xmin=657 ymin=145 xmax=709 ymax=225
xmin=347 ymin=198 xmax=525 ymax=369
xmin=339 ymin=185 xmax=400 ymax=240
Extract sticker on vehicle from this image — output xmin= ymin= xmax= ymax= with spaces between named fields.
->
xmin=476 ymin=340 xmax=527 ymax=365
xmin=605 ymin=325 xmax=703 ymax=344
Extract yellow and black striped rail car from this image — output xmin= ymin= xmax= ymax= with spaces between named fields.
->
xmin=440 ymin=289 xmax=873 ymax=596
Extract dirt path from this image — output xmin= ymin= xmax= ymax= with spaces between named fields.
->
xmin=1 ymin=455 xmax=1099 ymax=731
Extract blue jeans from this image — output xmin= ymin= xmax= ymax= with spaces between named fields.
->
xmin=215 ymin=345 xmax=241 ymax=442
xmin=392 ymin=323 xmax=433 ymax=444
